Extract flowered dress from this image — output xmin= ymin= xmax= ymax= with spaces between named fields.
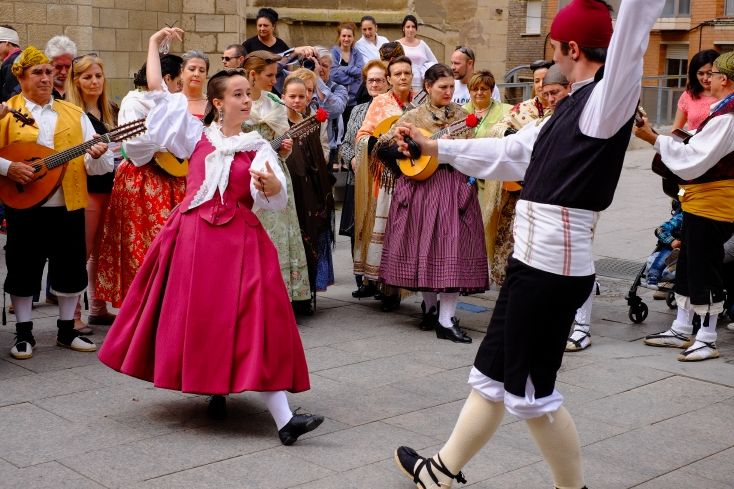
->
xmin=95 ymin=90 xmax=186 ymax=307
xmin=243 ymin=92 xmax=311 ymax=302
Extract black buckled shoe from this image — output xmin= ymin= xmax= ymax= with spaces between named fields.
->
xmin=352 ymin=283 xmax=377 ymax=298
xmin=435 ymin=318 xmax=472 ymax=343
xmin=278 ymin=410 xmax=324 ymax=446
xmin=207 ymin=395 xmax=227 ymax=420
xmin=394 ymin=446 xmax=467 ymax=489
xmin=419 ymin=301 xmax=439 ymax=331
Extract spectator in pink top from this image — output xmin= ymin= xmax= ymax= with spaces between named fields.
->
xmin=673 ymin=49 xmax=719 ymax=131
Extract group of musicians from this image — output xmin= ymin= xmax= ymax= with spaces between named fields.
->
xmin=1 ymin=0 xmax=734 ymax=482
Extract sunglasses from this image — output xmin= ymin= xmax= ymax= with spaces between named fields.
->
xmin=70 ymin=53 xmax=99 ymax=77
xmin=455 ymin=45 xmax=475 ymax=61
xmin=221 ymin=56 xmax=241 ymax=62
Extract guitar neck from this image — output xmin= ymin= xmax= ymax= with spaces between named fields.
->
xmin=43 ymin=134 xmax=111 ymax=169
xmin=270 ymin=116 xmax=318 ymax=150
xmin=430 ymin=122 xmax=466 ymax=140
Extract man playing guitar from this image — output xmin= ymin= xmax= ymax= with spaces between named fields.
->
xmin=0 ymin=46 xmax=113 ymax=359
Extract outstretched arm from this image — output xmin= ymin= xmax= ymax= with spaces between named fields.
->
xmin=146 ymin=27 xmax=183 ymax=91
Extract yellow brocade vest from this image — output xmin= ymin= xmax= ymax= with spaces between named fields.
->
xmin=0 ymin=94 xmax=88 ymax=211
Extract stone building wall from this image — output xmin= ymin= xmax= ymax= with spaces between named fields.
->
xmin=4 ymin=0 xmax=510 ymax=101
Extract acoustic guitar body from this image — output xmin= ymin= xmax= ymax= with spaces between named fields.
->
xmin=397 ymin=128 xmax=438 ymax=181
xmin=154 ymin=151 xmax=189 ymax=177
xmin=372 ymin=115 xmax=400 ymax=138
xmin=0 ymin=142 xmax=66 ymax=209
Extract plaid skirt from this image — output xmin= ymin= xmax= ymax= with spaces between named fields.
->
xmin=379 ymin=167 xmax=489 ymax=293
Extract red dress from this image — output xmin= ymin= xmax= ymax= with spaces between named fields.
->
xmin=95 ymin=161 xmax=186 ymax=307
xmin=98 ymin=135 xmax=310 ymax=395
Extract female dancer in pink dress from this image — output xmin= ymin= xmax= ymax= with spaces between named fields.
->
xmin=98 ymin=27 xmax=323 ymax=445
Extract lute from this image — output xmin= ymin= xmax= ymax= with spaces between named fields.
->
xmin=372 ymin=91 xmax=428 ymax=138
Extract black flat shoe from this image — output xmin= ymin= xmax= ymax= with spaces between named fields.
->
xmin=394 ymin=446 xmax=467 ymax=488
xmin=418 ymin=301 xmax=438 ymax=331
xmin=381 ymin=294 xmax=401 ymax=312
xmin=352 ymin=284 xmax=377 ymax=298
xmin=291 ymin=300 xmax=314 ymax=316
xmin=435 ymin=318 xmax=472 ymax=343
xmin=278 ymin=411 xmax=324 ymax=445
xmin=207 ymin=395 xmax=227 ymax=420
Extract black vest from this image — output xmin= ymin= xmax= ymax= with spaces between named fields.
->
xmin=521 ymin=70 xmax=634 ymax=212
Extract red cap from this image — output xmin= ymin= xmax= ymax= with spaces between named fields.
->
xmin=550 ymin=0 xmax=613 ymax=49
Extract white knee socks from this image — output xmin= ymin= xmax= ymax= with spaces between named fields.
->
xmin=525 ymin=406 xmax=585 ymax=489
xmin=438 ymin=293 xmax=459 ymax=328
xmin=57 ymin=295 xmax=79 ymax=321
xmin=257 ymin=391 xmax=293 ymax=430
xmin=10 ymin=296 xmax=33 ymax=323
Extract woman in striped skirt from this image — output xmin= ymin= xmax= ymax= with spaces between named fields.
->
xmin=377 ymin=64 xmax=488 ymax=343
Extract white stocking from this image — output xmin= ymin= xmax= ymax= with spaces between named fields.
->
xmin=257 ymin=391 xmax=293 ymax=430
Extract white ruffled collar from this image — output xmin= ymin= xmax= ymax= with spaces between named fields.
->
xmin=187 ymin=124 xmax=274 ymax=210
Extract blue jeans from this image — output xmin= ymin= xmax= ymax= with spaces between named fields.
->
xmin=647 ymin=248 xmax=672 ymax=285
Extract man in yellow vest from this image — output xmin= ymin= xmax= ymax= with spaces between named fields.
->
xmin=636 ymin=50 xmax=734 ymax=362
xmin=0 ymin=46 xmax=113 ymax=359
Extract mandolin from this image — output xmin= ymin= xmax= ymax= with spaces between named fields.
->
xmin=270 ymin=107 xmax=329 ymax=151
xmin=397 ymin=113 xmax=479 ymax=181
xmin=0 ymin=118 xmax=146 ymax=209
xmin=153 ymin=151 xmax=188 ymax=177
xmin=372 ymin=91 xmax=428 ymax=138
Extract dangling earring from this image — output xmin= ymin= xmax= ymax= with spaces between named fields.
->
xmin=218 ymin=108 xmax=224 ymax=125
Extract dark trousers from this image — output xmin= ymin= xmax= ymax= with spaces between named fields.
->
xmin=674 ymin=212 xmax=734 ymax=305
xmin=4 ymin=206 xmax=87 ymax=297
xmin=474 ymin=258 xmax=594 ymax=398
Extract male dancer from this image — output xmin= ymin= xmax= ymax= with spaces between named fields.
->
xmin=391 ymin=0 xmax=666 ymax=488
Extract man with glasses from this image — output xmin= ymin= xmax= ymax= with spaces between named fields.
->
xmin=44 ymin=36 xmax=77 ymax=100
xmin=636 ymin=51 xmax=734 ymax=362
xmin=0 ymin=26 xmax=21 ymax=103
xmin=452 ymin=45 xmax=501 ymax=105
xmin=0 ymin=47 xmax=114 ymax=360
xmin=222 ymin=44 xmax=246 ymax=68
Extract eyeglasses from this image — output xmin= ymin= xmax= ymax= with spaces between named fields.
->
xmin=469 ymin=86 xmax=492 ymax=92
xmin=366 ymin=78 xmax=387 ymax=84
xmin=455 ymin=45 xmax=475 ymax=61
xmin=710 ymin=70 xmax=724 ymax=77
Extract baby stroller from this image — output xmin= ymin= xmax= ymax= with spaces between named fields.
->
xmin=626 ymin=180 xmax=680 ymax=323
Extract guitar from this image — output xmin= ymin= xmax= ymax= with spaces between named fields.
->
xmin=372 ymin=91 xmax=428 ymax=138
xmin=153 ymin=152 xmax=188 ymax=177
xmin=397 ymin=113 xmax=480 ymax=181
xmin=0 ymin=118 xmax=146 ymax=209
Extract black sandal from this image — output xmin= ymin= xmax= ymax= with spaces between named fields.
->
xmin=394 ymin=446 xmax=467 ymax=488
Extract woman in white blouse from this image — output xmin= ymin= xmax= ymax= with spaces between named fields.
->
xmin=397 ymin=14 xmax=437 ymax=91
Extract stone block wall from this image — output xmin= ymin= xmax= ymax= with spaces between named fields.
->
xmin=5 ymin=0 xmax=511 ymax=101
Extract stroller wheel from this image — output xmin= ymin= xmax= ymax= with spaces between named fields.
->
xmin=665 ymin=290 xmax=677 ymax=309
xmin=628 ymin=302 xmax=649 ymax=324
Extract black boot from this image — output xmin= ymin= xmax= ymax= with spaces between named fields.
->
xmin=10 ymin=321 xmax=35 ymax=360
xmin=352 ymin=276 xmax=377 ymax=298
xmin=57 ymin=319 xmax=97 ymax=352
xmin=418 ymin=301 xmax=438 ymax=331
xmin=381 ymin=293 xmax=400 ymax=312
xmin=278 ymin=411 xmax=324 ymax=445
xmin=435 ymin=318 xmax=472 ymax=343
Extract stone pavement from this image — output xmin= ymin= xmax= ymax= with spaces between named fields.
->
xmin=0 ymin=147 xmax=733 ymax=489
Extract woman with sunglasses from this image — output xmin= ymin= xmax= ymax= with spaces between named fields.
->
xmin=99 ymin=28 xmax=323 ymax=444
xmin=353 ymin=51 xmax=413 ymax=312
xmin=241 ymin=51 xmax=312 ymax=310
xmin=339 ymin=59 xmax=389 ymax=299
xmin=64 ymin=53 xmax=118 ymax=332
xmin=94 ymin=51 xmax=186 ymax=310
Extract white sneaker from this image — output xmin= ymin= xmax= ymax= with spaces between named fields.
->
xmin=566 ymin=325 xmax=591 ymax=352
xmin=678 ymin=341 xmax=720 ymax=362
xmin=644 ymin=328 xmax=692 ymax=348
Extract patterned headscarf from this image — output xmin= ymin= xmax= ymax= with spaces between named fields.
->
xmin=11 ymin=46 xmax=49 ymax=78
xmin=714 ymin=51 xmax=734 ymax=80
